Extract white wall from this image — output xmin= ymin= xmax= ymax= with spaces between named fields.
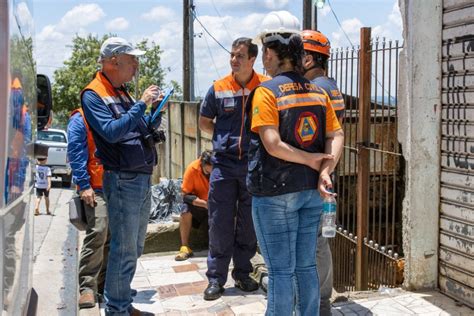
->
xmin=398 ymin=0 xmax=443 ymax=290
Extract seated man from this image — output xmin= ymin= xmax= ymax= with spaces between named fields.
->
xmin=175 ymin=150 xmax=213 ymax=261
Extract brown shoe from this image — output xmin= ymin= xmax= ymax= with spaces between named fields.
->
xmin=78 ymin=292 xmax=95 ymax=309
xmin=130 ymin=306 xmax=155 ymax=316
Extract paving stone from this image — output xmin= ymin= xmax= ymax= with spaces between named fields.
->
xmin=215 ymin=307 xmax=236 ymax=316
xmin=406 ymin=303 xmax=443 ymax=314
xmin=367 ymin=299 xmax=415 ymax=315
xmin=141 ymin=257 xmax=189 ymax=271
xmin=102 ymin=255 xmax=473 ymax=316
xmin=186 ymin=307 xmax=214 ymax=315
xmin=174 ymin=282 xmax=204 ymax=296
xmin=230 ymin=301 xmax=266 ymax=314
xmin=208 ymin=302 xmax=235 ymax=314
xmin=149 ymin=271 xmax=204 ymax=287
xmin=131 ymin=276 xmax=151 ymax=289
xmin=172 ymin=263 xmax=200 ymax=273
xmin=157 ymin=284 xmax=178 ymax=299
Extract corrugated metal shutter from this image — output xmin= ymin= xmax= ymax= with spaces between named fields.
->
xmin=440 ymin=0 xmax=474 ymax=308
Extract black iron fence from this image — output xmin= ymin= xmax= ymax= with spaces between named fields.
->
xmin=155 ymin=28 xmax=405 ymax=293
xmin=328 ymin=29 xmax=405 ymax=291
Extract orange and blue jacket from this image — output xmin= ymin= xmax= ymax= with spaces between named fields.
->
xmin=246 ymin=71 xmax=341 ymax=196
xmin=80 ymin=71 xmax=159 ymax=174
xmin=67 ymin=108 xmax=104 ymax=191
xmin=200 ymin=71 xmax=269 ymax=163
xmin=312 ymin=76 xmax=345 ymax=120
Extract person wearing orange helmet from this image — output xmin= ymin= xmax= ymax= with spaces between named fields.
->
xmin=301 ymin=30 xmax=344 ymax=124
xmin=301 ymin=29 xmax=345 ymax=316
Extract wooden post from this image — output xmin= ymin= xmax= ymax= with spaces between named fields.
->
xmin=356 ymin=27 xmax=371 ymax=291
xmin=180 ymin=102 xmax=186 ymax=176
xmin=196 ymin=102 xmax=201 ymax=157
xmin=183 ymin=0 xmax=194 ymax=102
xmin=166 ymin=104 xmax=172 ymax=178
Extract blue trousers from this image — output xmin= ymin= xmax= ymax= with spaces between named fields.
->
xmin=102 ymin=171 xmax=151 ymax=315
xmin=252 ymin=189 xmax=323 ymax=316
xmin=206 ymin=163 xmax=257 ymax=285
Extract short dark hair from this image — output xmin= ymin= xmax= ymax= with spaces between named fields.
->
xmin=200 ymin=150 xmax=213 ymax=166
xmin=309 ymin=52 xmax=329 ymax=70
xmin=263 ymin=33 xmax=305 ymax=75
xmin=232 ymin=37 xmax=258 ymax=58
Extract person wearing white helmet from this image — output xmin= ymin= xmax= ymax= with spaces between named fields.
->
xmin=245 ymin=11 xmax=344 ymax=316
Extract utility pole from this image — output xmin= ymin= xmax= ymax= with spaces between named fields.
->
xmin=183 ymin=0 xmax=195 ymax=101
xmin=303 ymin=0 xmax=312 ymax=30
xmin=303 ymin=0 xmax=318 ymax=30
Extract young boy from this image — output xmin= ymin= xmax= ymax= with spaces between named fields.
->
xmin=35 ymin=157 xmax=52 ymax=215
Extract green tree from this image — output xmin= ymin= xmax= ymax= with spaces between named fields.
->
xmin=52 ymin=34 xmax=178 ymax=126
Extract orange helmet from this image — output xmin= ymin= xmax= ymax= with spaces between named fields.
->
xmin=301 ymin=30 xmax=331 ymax=57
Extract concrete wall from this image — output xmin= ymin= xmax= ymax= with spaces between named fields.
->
xmin=398 ymin=0 xmax=443 ymax=289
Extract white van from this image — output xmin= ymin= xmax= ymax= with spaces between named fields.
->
xmin=36 ymin=128 xmax=72 ymax=187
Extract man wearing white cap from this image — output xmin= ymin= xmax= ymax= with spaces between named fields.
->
xmin=81 ymin=37 xmax=162 ymax=316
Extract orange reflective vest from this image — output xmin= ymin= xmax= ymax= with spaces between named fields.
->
xmin=70 ymin=108 xmax=104 ymax=190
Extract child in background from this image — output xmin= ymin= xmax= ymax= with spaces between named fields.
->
xmin=35 ymin=157 xmax=52 ymax=215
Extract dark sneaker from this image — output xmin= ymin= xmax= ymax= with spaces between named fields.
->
xmin=203 ymin=281 xmax=224 ymax=301
xmin=235 ymin=277 xmax=259 ymax=292
xmin=78 ymin=292 xmax=95 ymax=309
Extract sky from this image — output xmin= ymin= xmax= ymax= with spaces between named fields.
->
xmin=32 ymin=0 xmax=403 ymax=98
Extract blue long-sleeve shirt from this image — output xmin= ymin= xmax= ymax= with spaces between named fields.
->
xmin=67 ymin=112 xmax=94 ymax=191
xmin=81 ymin=90 xmax=162 ymax=173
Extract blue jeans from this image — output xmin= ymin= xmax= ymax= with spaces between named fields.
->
xmin=252 ymin=189 xmax=323 ymax=316
xmin=102 ymin=171 xmax=151 ymax=315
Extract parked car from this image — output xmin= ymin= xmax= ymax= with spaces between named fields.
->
xmin=36 ymin=128 xmax=72 ymax=187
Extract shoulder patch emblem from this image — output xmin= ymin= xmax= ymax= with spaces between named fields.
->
xmin=295 ymin=111 xmax=319 ymax=147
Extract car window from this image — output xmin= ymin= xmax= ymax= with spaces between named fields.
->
xmin=38 ymin=131 xmax=67 ymax=143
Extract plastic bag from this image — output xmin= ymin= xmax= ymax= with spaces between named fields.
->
xmin=149 ymin=178 xmax=185 ymax=223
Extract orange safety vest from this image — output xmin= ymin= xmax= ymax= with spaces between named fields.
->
xmin=70 ymin=108 xmax=104 ymax=190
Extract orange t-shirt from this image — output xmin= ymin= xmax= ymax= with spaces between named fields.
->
xmin=181 ymin=158 xmax=210 ymax=201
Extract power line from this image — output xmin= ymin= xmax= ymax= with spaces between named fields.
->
xmin=327 ymin=0 xmax=353 ymax=47
xmin=327 ymin=0 xmax=394 ymax=100
xmin=191 ymin=7 xmax=230 ymax=54
xmin=210 ymin=0 xmax=233 ymax=39
xmin=202 ymin=30 xmax=222 ymax=79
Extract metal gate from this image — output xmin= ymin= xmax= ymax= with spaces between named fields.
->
xmin=328 ymin=28 xmax=405 ymax=291
xmin=439 ymin=0 xmax=474 ymax=307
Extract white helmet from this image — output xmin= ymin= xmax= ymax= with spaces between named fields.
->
xmin=254 ymin=11 xmax=301 ymax=45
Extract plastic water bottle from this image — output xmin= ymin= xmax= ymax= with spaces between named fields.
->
xmin=321 ymin=195 xmax=337 ymax=238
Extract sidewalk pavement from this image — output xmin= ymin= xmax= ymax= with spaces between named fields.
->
xmin=90 ymin=250 xmax=472 ymax=315
xmin=33 ymin=183 xmax=78 ymax=316
xmin=33 ymin=185 xmax=472 ymax=315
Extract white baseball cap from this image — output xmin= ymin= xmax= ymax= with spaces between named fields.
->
xmin=98 ymin=37 xmax=145 ymax=61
